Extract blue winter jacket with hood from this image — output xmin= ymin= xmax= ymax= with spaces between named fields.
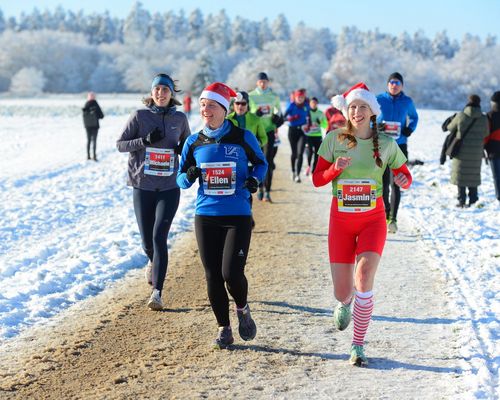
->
xmin=376 ymin=91 xmax=418 ymax=145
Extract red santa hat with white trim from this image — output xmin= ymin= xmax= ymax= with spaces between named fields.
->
xmin=331 ymin=82 xmax=381 ymax=119
xmin=200 ymin=82 xmax=237 ymax=111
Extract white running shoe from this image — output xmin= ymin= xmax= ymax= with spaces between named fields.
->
xmin=147 ymin=289 xmax=163 ymax=310
xmin=145 ymin=261 xmax=153 ymax=285
xmin=388 ymin=220 xmax=398 ymax=234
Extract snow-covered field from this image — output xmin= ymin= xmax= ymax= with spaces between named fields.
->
xmin=0 ymin=96 xmax=498 ymax=398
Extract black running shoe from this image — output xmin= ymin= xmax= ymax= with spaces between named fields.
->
xmin=237 ymin=304 xmax=257 ymax=341
xmin=214 ymin=326 xmax=234 ymax=349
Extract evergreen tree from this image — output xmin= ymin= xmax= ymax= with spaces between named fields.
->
xmin=123 ymin=1 xmax=151 ymax=45
xmin=191 ymin=51 xmax=218 ymax=95
xmin=271 ymin=14 xmax=290 ymax=42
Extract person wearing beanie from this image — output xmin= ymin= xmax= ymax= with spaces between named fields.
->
xmin=376 ymin=72 xmax=419 ymax=233
xmin=446 ymin=94 xmax=489 ymax=207
xmin=249 ymin=72 xmax=283 ymax=202
xmin=284 ymin=88 xmax=311 ymax=182
xmin=304 ymin=97 xmax=327 ymax=176
xmin=177 ymin=82 xmax=268 ymax=349
xmin=313 ymin=82 xmax=412 ymax=367
xmin=486 ymin=91 xmax=500 ymax=201
xmin=82 ymin=91 xmax=104 ymax=161
xmin=116 ymin=73 xmax=190 ymax=311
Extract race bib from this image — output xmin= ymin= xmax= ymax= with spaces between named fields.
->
xmin=337 ymin=179 xmax=376 ymax=213
xmin=201 ymin=162 xmax=236 ymax=195
xmin=258 ymin=105 xmax=271 ymax=116
xmin=144 ymin=147 xmax=175 ymax=176
xmin=382 ymin=121 xmax=401 ymax=138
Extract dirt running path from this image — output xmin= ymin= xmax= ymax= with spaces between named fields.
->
xmin=0 ymin=139 xmax=464 ymax=399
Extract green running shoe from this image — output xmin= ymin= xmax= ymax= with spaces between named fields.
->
xmin=333 ymin=301 xmax=352 ymax=331
xmin=349 ymin=344 xmax=368 ymax=367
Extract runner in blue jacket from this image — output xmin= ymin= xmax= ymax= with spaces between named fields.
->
xmin=376 ymin=72 xmax=418 ymax=233
xmin=177 ymin=82 xmax=267 ymax=349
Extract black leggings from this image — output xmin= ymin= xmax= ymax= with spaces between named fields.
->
xmin=306 ymin=136 xmax=322 ymax=172
xmin=86 ymin=128 xmax=98 ymax=159
xmin=133 ymin=188 xmax=180 ymax=292
xmin=195 ymin=215 xmax=252 ymax=327
xmin=288 ymin=126 xmax=306 ymax=175
xmin=263 ymin=130 xmax=278 ymax=192
xmin=383 ymin=143 xmax=408 ymax=220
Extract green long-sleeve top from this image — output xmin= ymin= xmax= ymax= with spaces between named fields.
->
xmin=227 ymin=111 xmax=268 ymax=147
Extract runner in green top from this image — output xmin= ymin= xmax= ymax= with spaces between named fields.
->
xmin=249 ymin=72 xmax=283 ymax=202
xmin=305 ymin=97 xmax=328 ymax=176
xmin=312 ymin=82 xmax=412 ymax=367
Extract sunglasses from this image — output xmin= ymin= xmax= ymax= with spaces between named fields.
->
xmin=389 ymin=80 xmax=402 ymax=86
xmin=234 ymin=102 xmax=247 ymax=106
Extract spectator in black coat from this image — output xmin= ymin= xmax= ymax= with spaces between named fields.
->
xmin=486 ymin=91 xmax=500 ymax=201
xmin=82 ymin=92 xmax=104 ymax=161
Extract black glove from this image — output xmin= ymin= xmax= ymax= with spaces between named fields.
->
xmin=143 ymin=127 xmax=164 ymax=145
xmin=377 ymin=122 xmax=386 ymax=133
xmin=402 ymin=126 xmax=413 ymax=137
xmin=271 ymin=113 xmax=284 ymax=128
xmin=186 ymin=166 xmax=202 ymax=183
xmin=255 ymin=109 xmax=264 ymax=117
xmin=243 ymin=177 xmax=259 ymax=193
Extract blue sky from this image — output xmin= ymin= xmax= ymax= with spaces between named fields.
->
xmin=1 ymin=0 xmax=498 ymax=41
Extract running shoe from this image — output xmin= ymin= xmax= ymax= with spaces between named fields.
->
xmin=147 ymin=289 xmax=163 ymax=311
xmin=213 ymin=326 xmax=234 ymax=349
xmin=333 ymin=301 xmax=352 ymax=331
xmin=257 ymin=190 xmax=264 ymax=201
xmin=294 ymin=175 xmax=301 ymax=183
xmin=305 ymin=166 xmax=311 ymax=176
xmin=349 ymin=344 xmax=368 ymax=367
xmin=145 ymin=261 xmax=153 ymax=286
xmin=387 ymin=220 xmax=398 ymax=234
xmin=263 ymin=192 xmax=272 ymax=202
xmin=236 ymin=304 xmax=257 ymax=341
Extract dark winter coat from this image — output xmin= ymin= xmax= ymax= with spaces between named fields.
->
xmin=82 ymin=100 xmax=104 ymax=129
xmin=486 ymin=102 xmax=500 ymax=159
xmin=447 ymin=105 xmax=489 ymax=187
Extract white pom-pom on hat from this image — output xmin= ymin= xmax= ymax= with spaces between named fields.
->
xmin=331 ymin=82 xmax=381 ymax=119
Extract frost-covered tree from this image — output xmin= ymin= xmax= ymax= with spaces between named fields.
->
xmin=432 ymin=31 xmax=456 ymax=58
xmin=191 ymin=51 xmax=219 ymax=95
xmin=271 ymin=14 xmax=290 ymax=42
xmin=206 ymin=10 xmax=231 ymax=50
xmin=9 ymin=67 xmax=46 ymax=94
xmin=188 ymin=8 xmax=204 ymax=42
xmin=0 ymin=9 xmax=5 ymax=33
xmin=257 ymin=18 xmax=273 ymax=49
xmin=149 ymin=12 xmax=164 ymax=41
xmin=123 ymin=2 xmax=151 ymax=45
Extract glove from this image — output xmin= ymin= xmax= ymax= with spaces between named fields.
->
xmin=255 ymin=108 xmax=264 ymax=117
xmin=243 ymin=177 xmax=259 ymax=193
xmin=402 ymin=126 xmax=413 ymax=137
xmin=377 ymin=122 xmax=386 ymax=133
xmin=271 ymin=113 xmax=284 ymax=128
xmin=186 ymin=166 xmax=202 ymax=183
xmin=287 ymin=115 xmax=299 ymax=122
xmin=143 ymin=127 xmax=164 ymax=145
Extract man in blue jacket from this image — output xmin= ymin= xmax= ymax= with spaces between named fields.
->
xmin=377 ymin=72 xmax=418 ymax=233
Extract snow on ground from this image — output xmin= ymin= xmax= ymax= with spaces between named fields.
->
xmin=0 ymin=97 xmax=498 ymax=398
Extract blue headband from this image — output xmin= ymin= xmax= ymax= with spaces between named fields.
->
xmin=151 ymin=75 xmax=174 ymax=93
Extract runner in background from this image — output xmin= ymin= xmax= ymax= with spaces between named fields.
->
xmin=227 ymin=90 xmax=268 ymax=228
xmin=284 ymin=88 xmax=310 ymax=183
xmin=312 ymin=82 xmax=412 ymax=367
xmin=177 ymin=82 xmax=268 ymax=349
xmin=376 ymin=72 xmax=418 ymax=233
xmin=324 ymin=97 xmax=346 ymax=132
xmin=183 ymin=91 xmax=192 ymax=118
xmin=116 ymin=73 xmax=190 ymax=311
xmin=305 ymin=97 xmax=327 ymax=176
xmin=249 ymin=72 xmax=283 ymax=202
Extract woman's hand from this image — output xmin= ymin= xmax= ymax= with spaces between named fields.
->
xmin=334 ymin=157 xmax=352 ymax=170
xmin=394 ymin=172 xmax=409 ymax=188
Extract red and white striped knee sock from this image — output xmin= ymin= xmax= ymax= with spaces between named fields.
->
xmin=352 ymin=290 xmax=374 ymax=346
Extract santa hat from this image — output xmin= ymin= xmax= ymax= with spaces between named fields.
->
xmin=331 ymin=82 xmax=381 ymax=119
xmin=200 ymin=82 xmax=237 ymax=111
